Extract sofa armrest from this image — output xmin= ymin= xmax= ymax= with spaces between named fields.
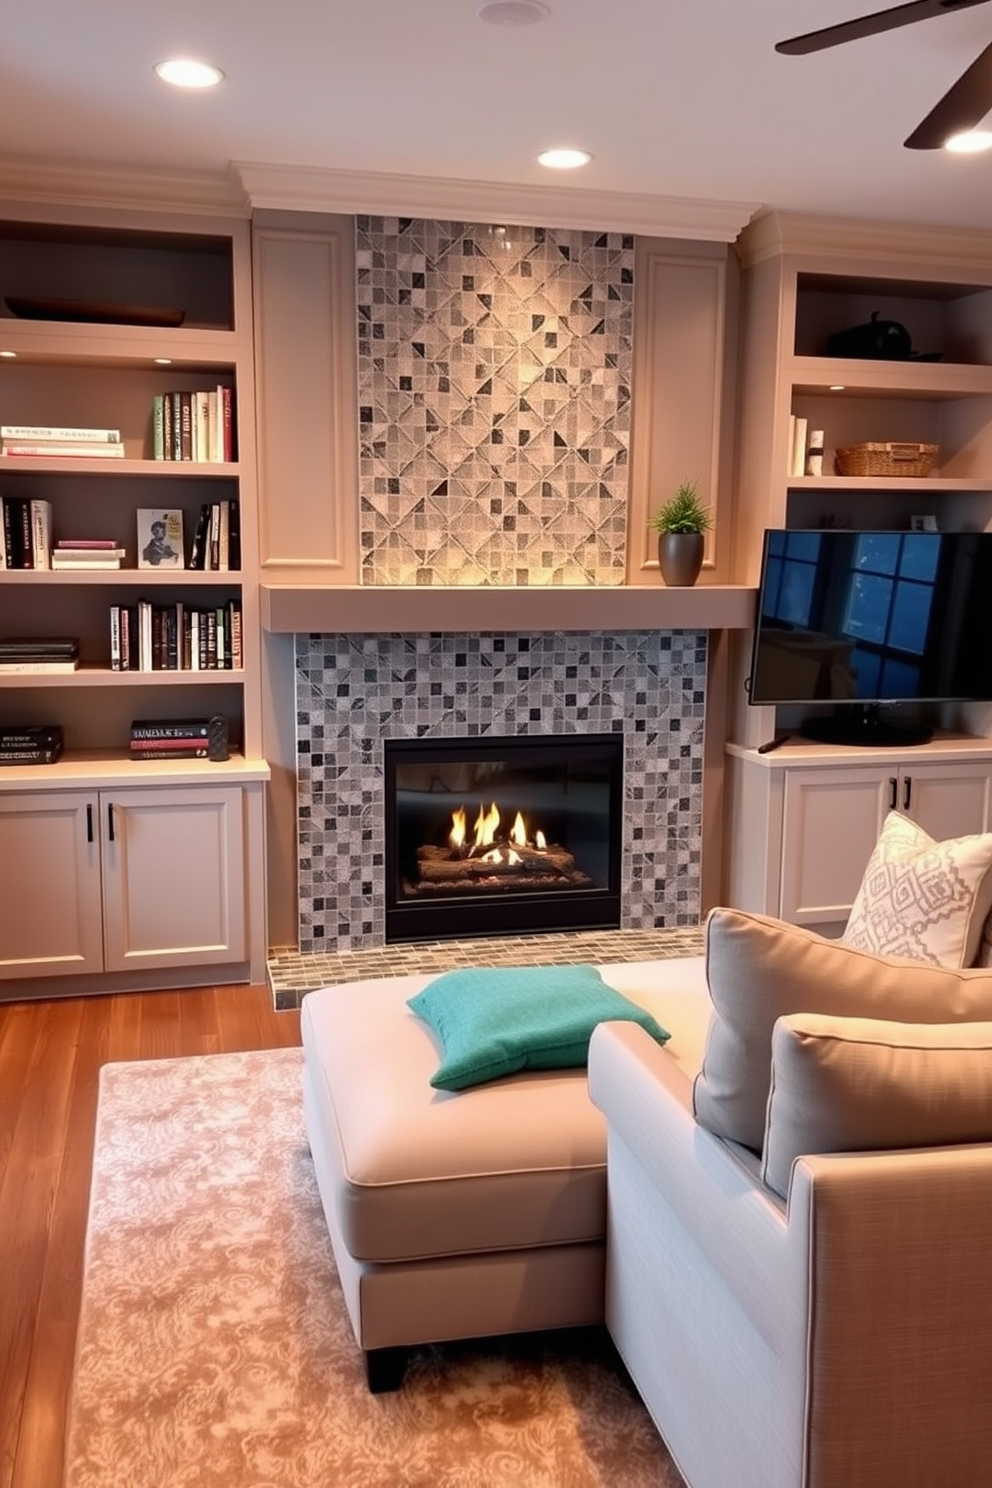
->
xmin=588 ymin=1021 xmax=808 ymax=1353
xmin=589 ymin=1020 xmax=992 ymax=1488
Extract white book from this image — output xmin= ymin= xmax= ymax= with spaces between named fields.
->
xmin=139 ymin=599 xmax=153 ymax=672
xmin=51 ymin=556 xmax=123 ymax=570
xmin=790 ymin=416 xmax=808 ymax=479
xmin=193 ymin=391 xmax=211 ymax=462
xmin=0 ymin=659 xmax=80 ymax=673
xmin=30 ymin=500 xmax=53 ymax=569
xmin=209 ymin=388 xmax=223 ymax=463
xmin=0 ymin=424 xmax=121 ymax=443
xmin=1 ymin=442 xmax=126 ymax=459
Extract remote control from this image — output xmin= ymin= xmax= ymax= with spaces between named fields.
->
xmin=756 ymin=735 xmax=788 ymax=754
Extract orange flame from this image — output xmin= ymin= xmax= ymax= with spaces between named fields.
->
xmin=449 ymin=807 xmax=466 ymax=850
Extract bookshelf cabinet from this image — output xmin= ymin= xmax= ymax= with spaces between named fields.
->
xmin=0 ymin=203 xmax=269 ymax=992
xmin=723 ymin=213 xmax=992 ymax=920
xmin=0 ymin=782 xmax=248 ymax=980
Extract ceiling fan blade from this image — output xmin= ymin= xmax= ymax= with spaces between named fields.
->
xmin=776 ymin=0 xmax=989 ymax=56
xmin=905 ymin=36 xmax=992 ymax=144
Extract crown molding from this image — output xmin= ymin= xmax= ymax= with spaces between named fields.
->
xmin=0 ymin=155 xmax=249 ymax=218
xmin=233 ymin=162 xmax=760 ymax=242
xmin=738 ymin=208 xmax=992 ymax=273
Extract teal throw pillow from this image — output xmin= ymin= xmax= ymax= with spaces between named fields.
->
xmin=407 ymin=963 xmax=671 ymax=1091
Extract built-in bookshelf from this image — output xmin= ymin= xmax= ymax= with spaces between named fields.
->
xmin=0 ymin=205 xmax=268 ymax=990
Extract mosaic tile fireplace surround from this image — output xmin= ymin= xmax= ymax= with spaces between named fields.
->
xmin=291 ymin=216 xmax=710 ymax=954
xmin=296 ymin=628 xmax=706 ymax=953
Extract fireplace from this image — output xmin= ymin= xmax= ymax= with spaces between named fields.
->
xmin=383 ymin=733 xmax=624 ymax=943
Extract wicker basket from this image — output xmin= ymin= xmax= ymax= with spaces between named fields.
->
xmin=835 ymin=441 xmax=938 ymax=478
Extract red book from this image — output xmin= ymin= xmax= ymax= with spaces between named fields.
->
xmin=129 ymin=737 xmax=207 ymax=752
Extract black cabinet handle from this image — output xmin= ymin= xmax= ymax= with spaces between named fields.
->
xmin=107 ymin=802 xmax=115 ymax=842
xmin=889 ymin=776 xmax=897 ymax=810
xmin=903 ymin=776 xmax=912 ymax=812
xmin=86 ymin=803 xmax=94 ymax=843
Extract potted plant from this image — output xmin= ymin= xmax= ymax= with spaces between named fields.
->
xmin=648 ymin=479 xmax=712 ymax=586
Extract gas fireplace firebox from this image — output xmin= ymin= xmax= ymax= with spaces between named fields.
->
xmin=383 ymin=733 xmax=623 ymax=943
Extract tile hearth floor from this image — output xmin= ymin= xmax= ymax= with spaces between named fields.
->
xmin=267 ymin=925 xmax=707 ymax=1010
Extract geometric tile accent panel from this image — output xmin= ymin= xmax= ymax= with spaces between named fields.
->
xmin=295 ymin=628 xmax=707 ymax=953
xmin=356 ymin=218 xmax=634 ymax=587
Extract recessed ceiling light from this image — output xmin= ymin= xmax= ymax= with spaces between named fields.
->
xmin=154 ymin=357 xmax=173 ymax=365
xmin=829 ymin=384 xmax=845 ymax=391
xmin=154 ymin=58 xmax=225 ymax=89
xmin=944 ymin=129 xmax=992 ymax=154
xmin=538 ymin=148 xmax=592 ymax=170
xmin=477 ymin=1 xmax=549 ymax=24
xmin=0 ymin=350 xmax=15 ymax=359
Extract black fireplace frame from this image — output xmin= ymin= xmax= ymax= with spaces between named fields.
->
xmin=383 ymin=732 xmax=624 ymax=943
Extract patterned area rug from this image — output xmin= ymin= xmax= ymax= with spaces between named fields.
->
xmin=65 ymin=1048 xmax=686 ymax=1488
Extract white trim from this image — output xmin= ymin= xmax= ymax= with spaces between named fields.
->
xmin=0 ymin=152 xmax=760 ymax=240
xmin=233 ymin=161 xmax=760 ymax=241
xmin=738 ymin=209 xmax=992 ymax=272
xmin=0 ymin=155 xmax=249 ymax=217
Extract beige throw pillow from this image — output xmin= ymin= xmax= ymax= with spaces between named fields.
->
xmin=842 ymin=809 xmax=992 ymax=970
xmin=692 ymin=907 xmax=992 ymax=1152
xmin=762 ymin=1013 xmax=992 ymax=1200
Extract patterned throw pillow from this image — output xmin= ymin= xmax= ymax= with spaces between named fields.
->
xmin=842 ymin=810 xmax=992 ymax=970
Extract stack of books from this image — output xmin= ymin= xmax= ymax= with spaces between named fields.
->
xmin=0 ymin=496 xmax=52 ymax=568
xmin=52 ymin=539 xmax=127 ymax=571
xmin=0 ymin=424 xmax=124 ymax=459
xmin=130 ymin=719 xmax=211 ymax=760
xmin=0 ymin=723 xmax=64 ymax=765
xmin=0 ymin=637 xmax=80 ymax=673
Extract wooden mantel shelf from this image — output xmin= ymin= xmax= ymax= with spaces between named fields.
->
xmin=260 ymin=583 xmax=757 ymax=634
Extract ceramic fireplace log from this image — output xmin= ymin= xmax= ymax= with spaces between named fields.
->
xmin=415 ymin=844 xmax=577 ymax=882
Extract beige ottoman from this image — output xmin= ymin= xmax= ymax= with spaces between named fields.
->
xmin=301 ymin=960 xmax=708 ymax=1390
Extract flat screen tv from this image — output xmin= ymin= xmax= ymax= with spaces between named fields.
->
xmin=747 ymin=528 xmax=992 ymax=746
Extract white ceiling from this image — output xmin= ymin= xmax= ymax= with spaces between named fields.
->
xmin=3 ymin=0 xmax=992 ymax=232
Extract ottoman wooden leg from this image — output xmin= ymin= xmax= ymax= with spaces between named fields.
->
xmin=365 ymin=1345 xmax=408 ymax=1393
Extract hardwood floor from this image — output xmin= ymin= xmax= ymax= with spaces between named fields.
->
xmin=0 ymin=983 xmax=302 ymax=1488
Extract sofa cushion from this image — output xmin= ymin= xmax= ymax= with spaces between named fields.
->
xmin=408 ymin=963 xmax=671 ymax=1091
xmin=841 ymin=809 xmax=992 ymax=969
xmin=762 ymin=1012 xmax=992 ymax=1199
xmin=692 ymin=907 xmax=992 ymax=1152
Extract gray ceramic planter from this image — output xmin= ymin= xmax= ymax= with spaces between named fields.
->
xmin=658 ymin=532 xmax=704 ymax=586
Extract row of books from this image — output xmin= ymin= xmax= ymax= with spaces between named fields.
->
xmin=0 ymin=424 xmax=124 ymax=460
xmin=0 ymin=497 xmax=52 ymax=568
xmin=189 ymin=500 xmax=241 ymax=571
xmin=153 ymin=389 xmax=235 ymax=463
xmin=130 ymin=718 xmax=216 ymax=761
xmin=0 ymin=723 xmax=64 ymax=765
xmin=109 ymin=600 xmax=242 ymax=672
xmin=0 ymin=637 xmax=79 ymax=674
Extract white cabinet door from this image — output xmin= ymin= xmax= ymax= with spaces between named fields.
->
xmin=900 ymin=761 xmax=992 ymax=839
xmin=0 ymin=791 xmax=104 ymax=978
xmin=779 ymin=759 xmax=992 ymax=929
xmin=101 ymin=786 xmax=246 ymax=973
xmin=780 ymin=767 xmax=891 ymax=926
